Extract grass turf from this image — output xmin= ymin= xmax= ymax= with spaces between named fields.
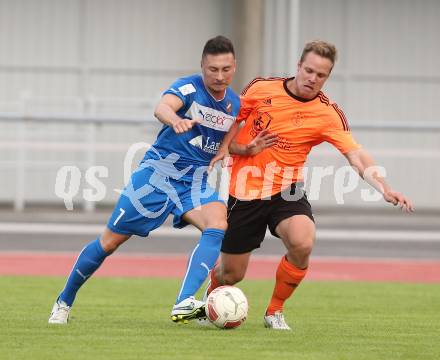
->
xmin=0 ymin=276 xmax=439 ymax=360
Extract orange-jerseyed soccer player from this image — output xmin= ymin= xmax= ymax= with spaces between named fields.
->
xmin=206 ymin=40 xmax=414 ymax=330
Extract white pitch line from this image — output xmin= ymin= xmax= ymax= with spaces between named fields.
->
xmin=315 ymin=229 xmax=440 ymax=242
xmin=0 ymin=222 xmax=439 ymax=242
xmin=0 ymin=222 xmax=105 ymax=235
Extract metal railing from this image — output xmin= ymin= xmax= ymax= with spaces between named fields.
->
xmin=0 ymin=95 xmax=158 ymax=211
xmin=1 ymin=109 xmax=440 ymax=211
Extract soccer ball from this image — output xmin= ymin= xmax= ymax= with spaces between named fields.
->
xmin=205 ymin=285 xmax=248 ymax=329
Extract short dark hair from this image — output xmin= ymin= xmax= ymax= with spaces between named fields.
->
xmin=202 ymin=35 xmax=235 ymax=58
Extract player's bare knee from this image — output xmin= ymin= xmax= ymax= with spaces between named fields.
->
xmin=100 ymin=230 xmax=129 ymax=253
xmin=100 ymin=237 xmax=117 ymax=253
xmin=206 ymin=219 xmax=228 ymax=232
xmin=288 ymin=240 xmax=313 ymax=261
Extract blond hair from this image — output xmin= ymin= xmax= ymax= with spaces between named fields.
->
xmin=300 ymin=40 xmax=337 ymax=65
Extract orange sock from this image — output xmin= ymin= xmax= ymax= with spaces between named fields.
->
xmin=266 ymin=256 xmax=307 ymax=315
xmin=207 ymin=264 xmax=222 ymax=294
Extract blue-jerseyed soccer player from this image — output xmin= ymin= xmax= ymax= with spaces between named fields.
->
xmin=48 ymin=36 xmax=241 ymax=324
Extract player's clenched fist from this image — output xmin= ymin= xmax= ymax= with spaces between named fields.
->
xmin=172 ymin=118 xmax=201 ymax=134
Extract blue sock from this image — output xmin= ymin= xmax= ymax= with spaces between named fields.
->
xmin=58 ymin=237 xmax=109 ymax=306
xmin=176 ymin=228 xmax=225 ymax=303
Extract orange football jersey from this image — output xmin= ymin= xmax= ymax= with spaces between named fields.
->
xmin=230 ymin=77 xmax=361 ymax=200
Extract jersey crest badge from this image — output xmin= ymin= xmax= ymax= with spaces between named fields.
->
xmin=291 ymin=111 xmax=305 ymax=127
xmin=251 ymin=111 xmax=272 ymax=137
xmin=226 ymin=102 xmax=232 ymax=113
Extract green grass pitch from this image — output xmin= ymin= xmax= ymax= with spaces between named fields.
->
xmin=0 ymin=276 xmax=439 ymax=360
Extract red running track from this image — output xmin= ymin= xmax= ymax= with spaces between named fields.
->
xmin=1 ymin=252 xmax=440 ymax=283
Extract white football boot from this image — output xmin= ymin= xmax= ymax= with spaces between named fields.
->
xmin=196 ymin=281 xmax=212 ymax=326
xmin=263 ymin=311 xmax=292 ymax=330
xmin=48 ymin=300 xmax=71 ymax=324
xmin=170 ymin=296 xmax=206 ymax=323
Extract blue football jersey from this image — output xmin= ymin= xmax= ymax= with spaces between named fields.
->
xmin=142 ymin=74 xmax=240 ymax=181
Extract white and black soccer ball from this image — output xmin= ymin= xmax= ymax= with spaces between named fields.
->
xmin=205 ymin=285 xmax=248 ymax=329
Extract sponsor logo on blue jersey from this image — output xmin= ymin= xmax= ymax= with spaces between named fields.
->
xmin=185 ymin=101 xmax=235 ymax=132
xmin=188 ymin=135 xmax=221 ymax=154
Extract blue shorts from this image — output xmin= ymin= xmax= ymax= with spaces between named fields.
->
xmin=107 ymin=165 xmax=225 ymax=237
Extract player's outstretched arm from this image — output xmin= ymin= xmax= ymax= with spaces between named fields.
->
xmin=230 ymin=129 xmax=278 ymax=156
xmin=154 ymin=94 xmax=200 ymax=134
xmin=344 ymin=148 xmax=414 ymax=212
